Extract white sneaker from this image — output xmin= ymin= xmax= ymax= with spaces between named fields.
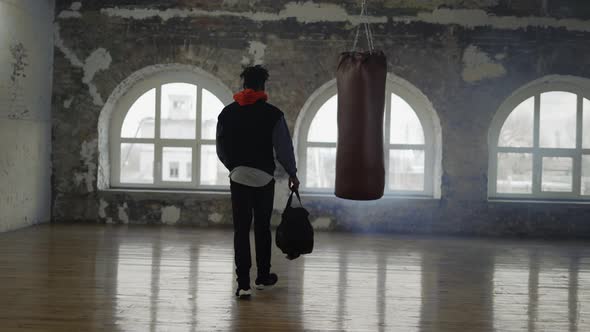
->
xmin=235 ymin=288 xmax=252 ymax=298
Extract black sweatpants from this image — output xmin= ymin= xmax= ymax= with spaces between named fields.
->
xmin=230 ymin=179 xmax=275 ymax=288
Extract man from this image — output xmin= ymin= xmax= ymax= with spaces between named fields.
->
xmin=216 ymin=65 xmax=299 ymax=299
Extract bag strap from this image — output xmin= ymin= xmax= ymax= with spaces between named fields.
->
xmin=351 ymin=0 xmax=375 ymax=53
xmin=286 ymin=190 xmax=302 ymax=209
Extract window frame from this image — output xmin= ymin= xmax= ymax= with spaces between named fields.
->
xmin=296 ymin=77 xmax=440 ymax=197
xmin=488 ymin=78 xmax=590 ymax=201
xmin=109 ymin=70 xmax=232 ymax=190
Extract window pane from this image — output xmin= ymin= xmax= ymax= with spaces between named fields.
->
xmin=583 ymin=156 xmax=590 ymax=195
xmin=388 ymin=149 xmax=424 ymax=191
xmin=162 ymin=147 xmax=192 ymax=182
xmin=306 ymin=147 xmax=336 ymax=188
xmin=161 ymin=83 xmax=197 ymax=139
xmin=584 ymin=98 xmax=590 ymax=149
xmin=498 ymin=97 xmax=534 ymax=147
xmin=120 ymin=143 xmax=154 ymax=184
xmin=121 ymin=89 xmax=156 ymax=138
xmin=200 ymin=145 xmax=229 ymax=186
xmin=201 ymin=89 xmax=224 ymax=140
xmin=308 ymin=95 xmax=337 ymax=143
xmin=497 ymin=153 xmax=532 ymax=194
xmin=542 ymin=157 xmax=573 ymax=192
xmin=390 ymin=93 xmax=424 ymax=145
xmin=539 ymin=91 xmax=577 ymax=148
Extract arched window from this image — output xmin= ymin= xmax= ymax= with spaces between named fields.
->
xmin=489 ymin=76 xmax=590 ymax=200
xmin=295 ymin=76 xmax=442 ymax=197
xmin=108 ymin=69 xmax=232 ymax=189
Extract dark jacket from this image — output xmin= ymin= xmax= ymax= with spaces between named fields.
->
xmin=216 ymin=100 xmax=297 ymax=177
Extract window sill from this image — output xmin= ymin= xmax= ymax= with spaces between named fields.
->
xmin=99 ymin=188 xmax=231 ymax=196
xmin=488 ymin=198 xmax=590 ymax=205
xmin=299 ymin=191 xmax=439 ymax=201
xmin=99 ymin=189 xmax=439 ymax=201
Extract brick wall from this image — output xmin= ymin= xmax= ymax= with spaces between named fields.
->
xmin=52 ymin=0 xmax=590 ymax=237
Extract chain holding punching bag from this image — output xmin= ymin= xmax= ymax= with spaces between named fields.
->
xmin=335 ymin=0 xmax=386 ymax=200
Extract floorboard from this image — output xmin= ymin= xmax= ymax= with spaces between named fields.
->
xmin=1 ymin=224 xmax=589 ymax=331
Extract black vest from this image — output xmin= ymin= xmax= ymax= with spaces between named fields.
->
xmin=218 ymin=100 xmax=283 ymax=175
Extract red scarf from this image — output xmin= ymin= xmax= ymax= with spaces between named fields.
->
xmin=233 ymin=89 xmax=268 ymax=106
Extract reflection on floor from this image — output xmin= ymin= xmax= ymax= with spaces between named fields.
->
xmin=0 ymin=224 xmax=589 ymax=331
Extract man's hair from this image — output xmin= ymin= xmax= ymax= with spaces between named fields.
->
xmin=240 ymin=65 xmax=269 ymax=90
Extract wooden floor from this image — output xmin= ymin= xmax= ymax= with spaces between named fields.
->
xmin=1 ymin=225 xmax=590 ymax=332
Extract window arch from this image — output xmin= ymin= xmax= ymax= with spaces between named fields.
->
xmin=106 ymin=67 xmax=232 ymax=189
xmin=295 ymin=76 xmax=442 ymax=197
xmin=489 ymin=76 xmax=590 ymax=200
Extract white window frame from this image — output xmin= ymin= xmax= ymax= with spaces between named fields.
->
xmin=488 ymin=76 xmax=590 ymax=201
xmin=295 ymin=76 xmax=442 ymax=198
xmin=109 ymin=70 xmax=232 ymax=190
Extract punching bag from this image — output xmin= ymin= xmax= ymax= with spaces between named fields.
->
xmin=335 ymin=51 xmax=387 ymax=200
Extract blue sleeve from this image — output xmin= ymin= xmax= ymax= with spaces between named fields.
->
xmin=272 ymin=115 xmax=297 ymax=177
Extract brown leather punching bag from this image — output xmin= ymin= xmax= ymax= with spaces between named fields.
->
xmin=335 ymin=51 xmax=387 ymax=200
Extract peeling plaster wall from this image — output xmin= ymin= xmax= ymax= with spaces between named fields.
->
xmin=0 ymin=0 xmax=54 ymax=232
xmin=52 ymin=0 xmax=590 ymax=237
xmin=462 ymin=45 xmax=506 ymax=82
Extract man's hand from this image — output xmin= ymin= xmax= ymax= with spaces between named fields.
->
xmin=289 ymin=176 xmax=300 ymax=192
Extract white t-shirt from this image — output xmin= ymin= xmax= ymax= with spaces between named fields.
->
xmin=230 ymin=166 xmax=273 ymax=187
